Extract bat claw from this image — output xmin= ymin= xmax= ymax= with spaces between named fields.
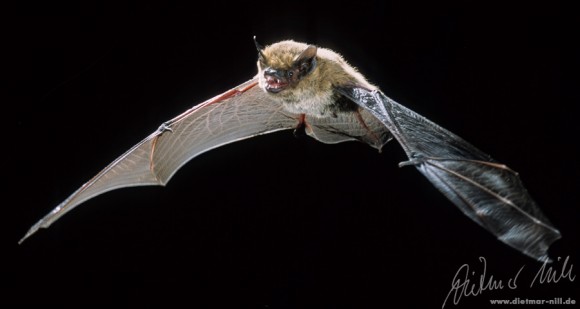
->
xmin=158 ymin=122 xmax=174 ymax=133
xmin=293 ymin=114 xmax=306 ymax=138
xmin=293 ymin=126 xmax=306 ymax=138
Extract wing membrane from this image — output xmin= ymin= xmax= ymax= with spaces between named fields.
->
xmin=20 ymin=78 xmax=298 ymax=243
xmin=339 ymin=87 xmax=561 ymax=261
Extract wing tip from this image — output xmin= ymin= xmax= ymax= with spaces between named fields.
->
xmin=536 ymin=254 xmax=553 ymax=263
xmin=18 ymin=223 xmax=42 ymax=245
xmin=499 ymin=227 xmax=562 ymax=263
xmin=18 ymin=206 xmax=63 ymax=244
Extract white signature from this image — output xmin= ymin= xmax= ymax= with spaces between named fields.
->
xmin=442 ymin=256 xmax=575 ymax=308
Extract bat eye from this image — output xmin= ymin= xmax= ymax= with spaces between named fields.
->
xmin=287 ymin=71 xmax=294 ymax=78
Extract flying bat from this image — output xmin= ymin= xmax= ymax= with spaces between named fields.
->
xmin=20 ymin=38 xmax=561 ymax=262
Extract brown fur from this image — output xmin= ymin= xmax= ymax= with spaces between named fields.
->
xmin=257 ymin=40 xmax=376 ymax=118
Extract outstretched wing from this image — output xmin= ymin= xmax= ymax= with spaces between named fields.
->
xmin=338 ymin=86 xmax=561 ymax=262
xmin=20 ymin=78 xmax=299 ymax=243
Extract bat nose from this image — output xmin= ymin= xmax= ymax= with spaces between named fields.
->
xmin=264 ymin=68 xmax=285 ymax=79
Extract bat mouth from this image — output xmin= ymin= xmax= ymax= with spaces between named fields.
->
xmin=265 ymin=75 xmax=289 ymax=93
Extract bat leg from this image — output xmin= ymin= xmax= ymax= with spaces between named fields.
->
xmin=293 ymin=114 xmax=307 ymax=138
xmin=398 ymin=152 xmax=423 ymax=167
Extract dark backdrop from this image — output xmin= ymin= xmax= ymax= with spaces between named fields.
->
xmin=3 ymin=1 xmax=578 ymax=307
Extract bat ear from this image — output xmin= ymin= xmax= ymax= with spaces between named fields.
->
xmin=253 ymin=36 xmax=266 ymax=62
xmin=295 ymin=45 xmax=317 ymax=62
xmin=294 ymin=45 xmax=318 ymax=76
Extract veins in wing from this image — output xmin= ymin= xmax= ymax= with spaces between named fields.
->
xmin=353 ymin=108 xmax=383 ymax=147
xmin=150 ymin=122 xmax=175 ymax=174
xmin=147 ymin=81 xmax=262 ymax=179
xmin=315 ymin=125 xmax=360 ymax=139
xmin=403 ymin=155 xmax=557 ymax=232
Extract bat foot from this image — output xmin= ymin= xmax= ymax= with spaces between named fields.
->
xmin=293 ymin=125 xmax=306 ymax=138
xmin=293 ymin=114 xmax=306 ymax=138
xmin=399 ymin=159 xmax=418 ymax=167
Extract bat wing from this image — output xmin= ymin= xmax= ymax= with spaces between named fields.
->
xmin=20 ymin=78 xmax=299 ymax=243
xmin=305 ymin=108 xmax=392 ymax=151
xmin=338 ymin=86 xmax=561 ymax=262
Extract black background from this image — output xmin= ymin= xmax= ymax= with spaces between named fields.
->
xmin=3 ymin=1 xmax=578 ymax=307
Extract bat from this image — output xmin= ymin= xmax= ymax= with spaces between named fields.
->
xmin=20 ymin=38 xmax=561 ymax=262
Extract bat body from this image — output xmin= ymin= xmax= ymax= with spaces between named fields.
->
xmin=20 ymin=39 xmax=560 ymax=262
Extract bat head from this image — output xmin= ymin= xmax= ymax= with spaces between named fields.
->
xmin=254 ymin=39 xmax=318 ymax=95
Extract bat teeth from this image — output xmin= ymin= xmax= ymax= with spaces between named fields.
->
xmin=265 ymin=76 xmax=286 ymax=88
xmin=264 ymin=75 xmax=288 ymax=93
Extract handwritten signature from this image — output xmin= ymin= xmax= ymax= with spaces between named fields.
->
xmin=442 ymin=256 xmax=575 ymax=308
